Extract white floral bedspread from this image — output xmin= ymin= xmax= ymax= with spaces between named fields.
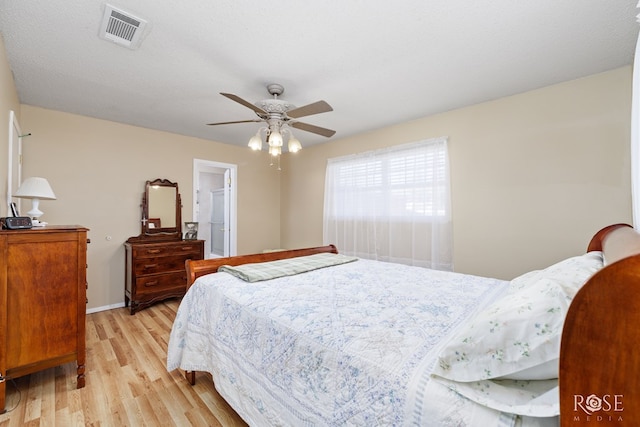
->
xmin=167 ymin=258 xmax=542 ymax=426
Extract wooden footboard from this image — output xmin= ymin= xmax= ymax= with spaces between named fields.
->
xmin=560 ymin=224 xmax=639 ymax=424
xmin=185 ymin=244 xmax=338 ymax=290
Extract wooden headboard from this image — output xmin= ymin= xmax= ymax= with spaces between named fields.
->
xmin=560 ymin=223 xmax=640 ymax=424
xmin=185 ymin=244 xmax=338 ymax=290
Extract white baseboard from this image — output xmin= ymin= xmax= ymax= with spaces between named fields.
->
xmin=86 ymin=302 xmax=126 ymax=314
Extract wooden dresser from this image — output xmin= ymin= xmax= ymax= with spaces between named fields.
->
xmin=124 ymin=239 xmax=204 ymax=314
xmin=0 ymin=226 xmax=88 ymax=413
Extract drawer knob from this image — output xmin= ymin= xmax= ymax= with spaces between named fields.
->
xmin=144 ymin=264 xmax=158 ymax=269
xmin=145 ymin=281 xmax=159 ymax=287
xmin=147 ymin=249 xmax=161 ymax=254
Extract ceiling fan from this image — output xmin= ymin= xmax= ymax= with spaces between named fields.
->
xmin=207 ymin=83 xmax=336 ymax=144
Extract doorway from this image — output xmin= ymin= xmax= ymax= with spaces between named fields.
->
xmin=193 ymin=159 xmax=237 ymax=258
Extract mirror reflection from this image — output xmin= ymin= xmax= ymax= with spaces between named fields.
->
xmin=148 ymin=186 xmax=177 ymax=228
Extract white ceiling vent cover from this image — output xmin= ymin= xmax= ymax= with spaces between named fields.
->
xmin=99 ymin=4 xmax=147 ymax=49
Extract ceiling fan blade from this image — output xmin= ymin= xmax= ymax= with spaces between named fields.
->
xmin=286 ymin=100 xmax=333 ymax=119
xmin=290 ymin=121 xmax=336 ymax=138
xmin=207 ymin=119 xmax=262 ymax=126
xmin=220 ymin=93 xmax=267 ymax=117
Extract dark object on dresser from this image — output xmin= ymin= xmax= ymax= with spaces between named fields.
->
xmin=0 ymin=216 xmax=32 ymax=229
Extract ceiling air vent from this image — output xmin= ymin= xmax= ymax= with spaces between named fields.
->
xmin=99 ymin=4 xmax=147 ymax=49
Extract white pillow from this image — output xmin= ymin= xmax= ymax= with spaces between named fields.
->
xmin=432 ymin=251 xmax=603 ymax=381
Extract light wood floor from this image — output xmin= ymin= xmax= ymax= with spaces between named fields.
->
xmin=0 ymin=299 xmax=248 ymax=427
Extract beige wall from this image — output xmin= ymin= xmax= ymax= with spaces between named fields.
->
xmin=0 ymin=33 xmax=20 ymax=218
xmin=281 ymin=67 xmax=633 ymax=280
xmin=18 ymin=105 xmax=281 ymax=310
xmin=1 ymin=33 xmax=633 ymax=307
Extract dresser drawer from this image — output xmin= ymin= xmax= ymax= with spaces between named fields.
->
xmin=133 ymin=243 xmax=202 ymax=259
xmin=135 ymin=271 xmax=186 ymax=296
xmin=134 ymin=254 xmax=195 ymax=275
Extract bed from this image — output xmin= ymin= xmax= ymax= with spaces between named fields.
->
xmin=167 ymin=224 xmax=640 ymax=426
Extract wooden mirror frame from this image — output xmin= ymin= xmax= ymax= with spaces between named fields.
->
xmin=128 ymin=179 xmax=182 ymax=242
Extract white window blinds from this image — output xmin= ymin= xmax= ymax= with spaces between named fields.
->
xmin=323 ymin=137 xmax=452 ymax=270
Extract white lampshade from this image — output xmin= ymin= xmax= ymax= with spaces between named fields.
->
xmin=268 ymin=129 xmax=283 ymax=147
xmin=288 ymin=134 xmax=302 ymax=153
xmin=248 ymin=132 xmax=262 ymax=150
xmin=14 ymin=177 xmax=56 ymax=223
xmin=14 ymin=177 xmax=56 ymax=200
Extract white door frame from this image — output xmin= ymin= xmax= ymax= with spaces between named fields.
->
xmin=193 ymin=158 xmax=237 ymax=257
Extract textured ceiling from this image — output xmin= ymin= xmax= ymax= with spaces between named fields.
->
xmin=0 ymin=1 xmax=638 ymax=150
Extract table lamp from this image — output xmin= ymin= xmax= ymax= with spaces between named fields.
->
xmin=14 ymin=177 xmax=57 ymax=226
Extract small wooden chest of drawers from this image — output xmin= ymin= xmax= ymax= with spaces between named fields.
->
xmin=124 ymin=239 xmax=204 ymax=314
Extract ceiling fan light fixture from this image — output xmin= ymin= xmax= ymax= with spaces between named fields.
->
xmin=269 ymin=145 xmax=281 ymax=157
xmin=248 ymin=132 xmax=262 ymax=150
xmin=208 ymin=84 xmax=335 ymax=170
xmin=288 ymin=134 xmax=302 ymax=153
xmin=269 ymin=128 xmax=283 ymax=147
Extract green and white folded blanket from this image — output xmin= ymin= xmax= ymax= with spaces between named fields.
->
xmin=218 ymin=252 xmax=358 ymax=282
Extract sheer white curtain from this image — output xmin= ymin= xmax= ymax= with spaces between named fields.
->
xmin=323 ymin=137 xmax=452 ymax=270
xmin=632 ymin=13 xmax=640 ymax=227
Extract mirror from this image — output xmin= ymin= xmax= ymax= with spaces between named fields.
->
xmin=139 ymin=178 xmax=182 ymax=240
xmin=148 ymin=186 xmax=177 ymax=228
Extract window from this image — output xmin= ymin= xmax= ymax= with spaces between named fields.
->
xmin=323 ymin=137 xmax=452 ymax=270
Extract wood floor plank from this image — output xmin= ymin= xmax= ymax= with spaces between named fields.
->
xmin=0 ymin=300 xmax=248 ymax=426
xmin=145 ymin=386 xmax=174 ymax=425
xmin=39 ymin=369 xmax=56 ymax=424
xmin=54 ymin=364 xmax=70 ymax=412
xmin=109 ymin=335 xmax=130 ymax=367
xmin=54 ymin=406 xmax=71 ymax=426
xmin=24 ymin=371 xmax=43 ymax=422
